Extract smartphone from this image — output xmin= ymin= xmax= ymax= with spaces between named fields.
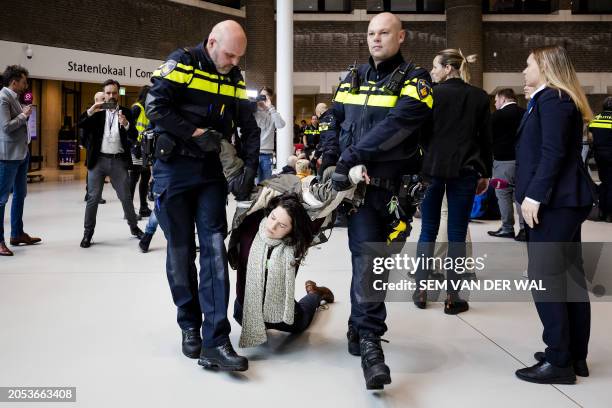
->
xmin=255 ymin=94 xmax=267 ymax=102
xmin=100 ymin=102 xmax=117 ymax=110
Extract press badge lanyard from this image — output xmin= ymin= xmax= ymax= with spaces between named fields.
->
xmin=107 ymin=109 xmax=118 ymax=136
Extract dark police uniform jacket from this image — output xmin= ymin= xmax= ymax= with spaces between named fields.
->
xmin=589 ymin=110 xmax=612 ymax=152
xmin=146 ymin=42 xmax=260 ymax=192
xmin=325 ymin=52 xmax=433 ymax=180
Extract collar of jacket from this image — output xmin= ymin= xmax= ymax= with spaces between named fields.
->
xmin=197 ymin=40 xmax=243 ymax=79
xmin=367 ymin=52 xmax=405 ymax=80
xmin=441 ymin=77 xmax=464 ymax=86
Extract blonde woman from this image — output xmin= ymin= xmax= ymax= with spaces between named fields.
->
xmin=413 ymin=49 xmax=492 ymax=314
xmin=515 ymin=45 xmax=595 ymax=385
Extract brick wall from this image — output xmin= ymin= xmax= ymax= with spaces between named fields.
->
xmin=0 ymin=0 xmax=243 ymax=61
xmin=294 ymin=21 xmax=446 ymax=71
xmin=245 ymin=0 xmax=276 ymax=90
xmin=484 ymin=22 xmax=612 ymax=72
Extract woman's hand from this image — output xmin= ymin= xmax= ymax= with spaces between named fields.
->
xmin=521 ymin=199 xmax=540 ymax=228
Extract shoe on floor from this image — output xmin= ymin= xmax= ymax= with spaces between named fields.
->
xmin=305 ymin=280 xmax=334 ymax=304
xmin=130 ymin=226 xmax=144 ymax=240
xmin=514 ymin=229 xmax=527 ymax=242
xmin=487 ymin=228 xmax=515 ymax=238
xmin=181 ymin=328 xmax=202 ymax=359
xmin=10 ymin=233 xmax=42 ymax=246
xmin=534 ymin=351 xmax=589 ymax=377
xmin=516 ymin=360 xmax=576 ymax=384
xmin=198 ymin=341 xmax=248 ymax=372
xmin=360 ymin=333 xmax=391 ymax=390
xmin=444 ymin=294 xmax=469 ymax=315
xmin=139 ymin=232 xmax=153 ymax=253
xmin=0 ymin=242 xmax=14 ymax=256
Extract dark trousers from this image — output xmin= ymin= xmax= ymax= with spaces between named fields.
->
xmin=526 ymin=205 xmax=591 ymax=367
xmin=232 ymin=212 xmax=321 ymax=334
xmin=594 ymin=150 xmax=612 ymax=215
xmin=415 ymin=171 xmax=478 ymax=295
xmin=347 ymin=186 xmax=394 ymax=336
xmin=84 ymin=157 xmax=138 ymax=234
xmin=129 ymin=165 xmax=151 ymax=211
xmin=155 ymin=180 xmax=231 ymax=348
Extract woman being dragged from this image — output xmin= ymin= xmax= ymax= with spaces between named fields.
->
xmin=234 ymin=193 xmax=335 ymax=348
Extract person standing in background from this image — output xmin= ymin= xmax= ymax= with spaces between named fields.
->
xmin=254 ymin=86 xmax=285 ymax=184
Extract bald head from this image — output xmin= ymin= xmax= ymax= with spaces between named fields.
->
xmin=367 ymin=12 xmax=405 ymax=66
xmin=315 ymin=103 xmax=328 ymax=117
xmin=206 ymin=20 xmax=247 ymax=74
xmin=94 ymin=91 xmax=104 ymax=104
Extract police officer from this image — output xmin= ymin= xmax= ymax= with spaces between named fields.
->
xmin=589 ymin=96 xmax=612 ymax=221
xmin=312 ymin=103 xmax=338 ymax=177
xmin=146 ymin=20 xmax=260 ymax=372
xmin=302 ymin=114 xmax=320 ymax=159
xmin=324 ymin=13 xmax=433 ymax=389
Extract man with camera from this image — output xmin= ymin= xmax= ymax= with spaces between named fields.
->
xmin=254 ymin=86 xmax=285 ymax=183
xmin=145 ymin=20 xmax=260 ymax=372
xmin=78 ymin=79 xmax=143 ymax=248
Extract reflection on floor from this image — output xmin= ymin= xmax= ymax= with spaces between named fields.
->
xmin=2 ymin=166 xmax=611 ymax=407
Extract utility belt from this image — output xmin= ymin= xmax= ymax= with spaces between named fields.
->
xmin=144 ymin=131 xmax=207 ymax=164
xmin=366 ymin=175 xmax=430 ymax=247
xmin=368 ymin=174 xmax=428 ymax=208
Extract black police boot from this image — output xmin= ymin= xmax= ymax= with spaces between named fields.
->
xmin=181 ymin=328 xmax=202 ymax=359
xmin=139 ymin=232 xmax=153 ymax=253
xmin=198 ymin=341 xmax=248 ymax=372
xmin=347 ymin=325 xmax=360 ymax=356
xmin=360 ymin=333 xmax=391 ymax=390
xmin=130 ymin=226 xmax=144 ymax=240
xmin=80 ymin=231 xmax=93 ymax=248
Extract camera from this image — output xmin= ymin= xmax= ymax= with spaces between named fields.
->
xmin=25 ymin=45 xmax=33 ymax=59
xmin=100 ymin=102 xmax=118 ymax=110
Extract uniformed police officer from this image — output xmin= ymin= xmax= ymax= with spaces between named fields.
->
xmin=323 ymin=13 xmax=433 ymax=389
xmin=588 ymin=97 xmax=612 ymax=222
xmin=146 ymin=20 xmax=260 ymax=372
xmin=302 ymin=114 xmax=320 ymax=159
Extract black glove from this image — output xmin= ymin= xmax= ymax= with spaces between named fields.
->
xmin=192 ymin=128 xmax=223 ymax=153
xmin=229 ymin=166 xmax=257 ymax=200
xmin=331 ymin=161 xmax=352 ymax=192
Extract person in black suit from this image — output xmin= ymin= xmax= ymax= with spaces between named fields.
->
xmin=487 ymin=88 xmax=527 ymax=240
xmin=413 ymin=48 xmax=492 ymax=314
xmin=514 ymin=45 xmax=595 ymax=385
xmin=78 ymin=79 xmax=143 ymax=248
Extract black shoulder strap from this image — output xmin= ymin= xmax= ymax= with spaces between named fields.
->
xmin=383 ymin=61 xmax=416 ymax=95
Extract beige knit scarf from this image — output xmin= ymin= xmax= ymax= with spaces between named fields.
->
xmin=239 ymin=218 xmax=296 ymax=348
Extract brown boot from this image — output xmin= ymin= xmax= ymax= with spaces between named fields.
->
xmin=305 ymin=280 xmax=334 ymax=304
xmin=0 ymin=242 xmax=14 ymax=256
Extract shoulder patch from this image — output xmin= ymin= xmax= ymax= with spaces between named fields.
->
xmin=159 ymin=60 xmax=178 ymax=77
xmin=417 ymin=79 xmax=431 ymax=99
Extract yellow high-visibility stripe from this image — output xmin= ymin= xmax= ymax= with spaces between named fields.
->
xmin=188 ymin=77 xmax=219 ymax=94
xmin=589 ymin=120 xmax=612 ymax=129
xmin=219 ymin=84 xmax=236 ymax=97
xmin=367 ymin=94 xmax=398 ymax=108
xmin=400 ymin=80 xmax=433 ymax=109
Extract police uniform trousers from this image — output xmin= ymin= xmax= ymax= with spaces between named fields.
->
xmin=347 ymin=185 xmax=393 ymax=336
xmin=154 ymin=159 xmax=231 ymax=348
xmin=526 ymin=205 xmax=591 ymax=367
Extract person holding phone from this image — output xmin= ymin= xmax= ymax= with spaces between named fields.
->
xmin=78 ymin=79 xmax=143 ymax=248
xmin=0 ymin=65 xmax=42 ymax=256
xmin=254 ymin=86 xmax=285 ymax=183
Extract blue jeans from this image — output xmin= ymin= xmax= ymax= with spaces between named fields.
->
xmin=0 ymin=154 xmax=29 ymax=243
xmin=145 ymin=210 xmax=159 ymax=235
xmin=415 ymin=171 xmax=478 ymax=295
xmin=256 ymin=153 xmax=273 ymax=184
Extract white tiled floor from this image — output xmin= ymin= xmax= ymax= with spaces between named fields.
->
xmin=1 ymin=166 xmax=611 ymax=408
